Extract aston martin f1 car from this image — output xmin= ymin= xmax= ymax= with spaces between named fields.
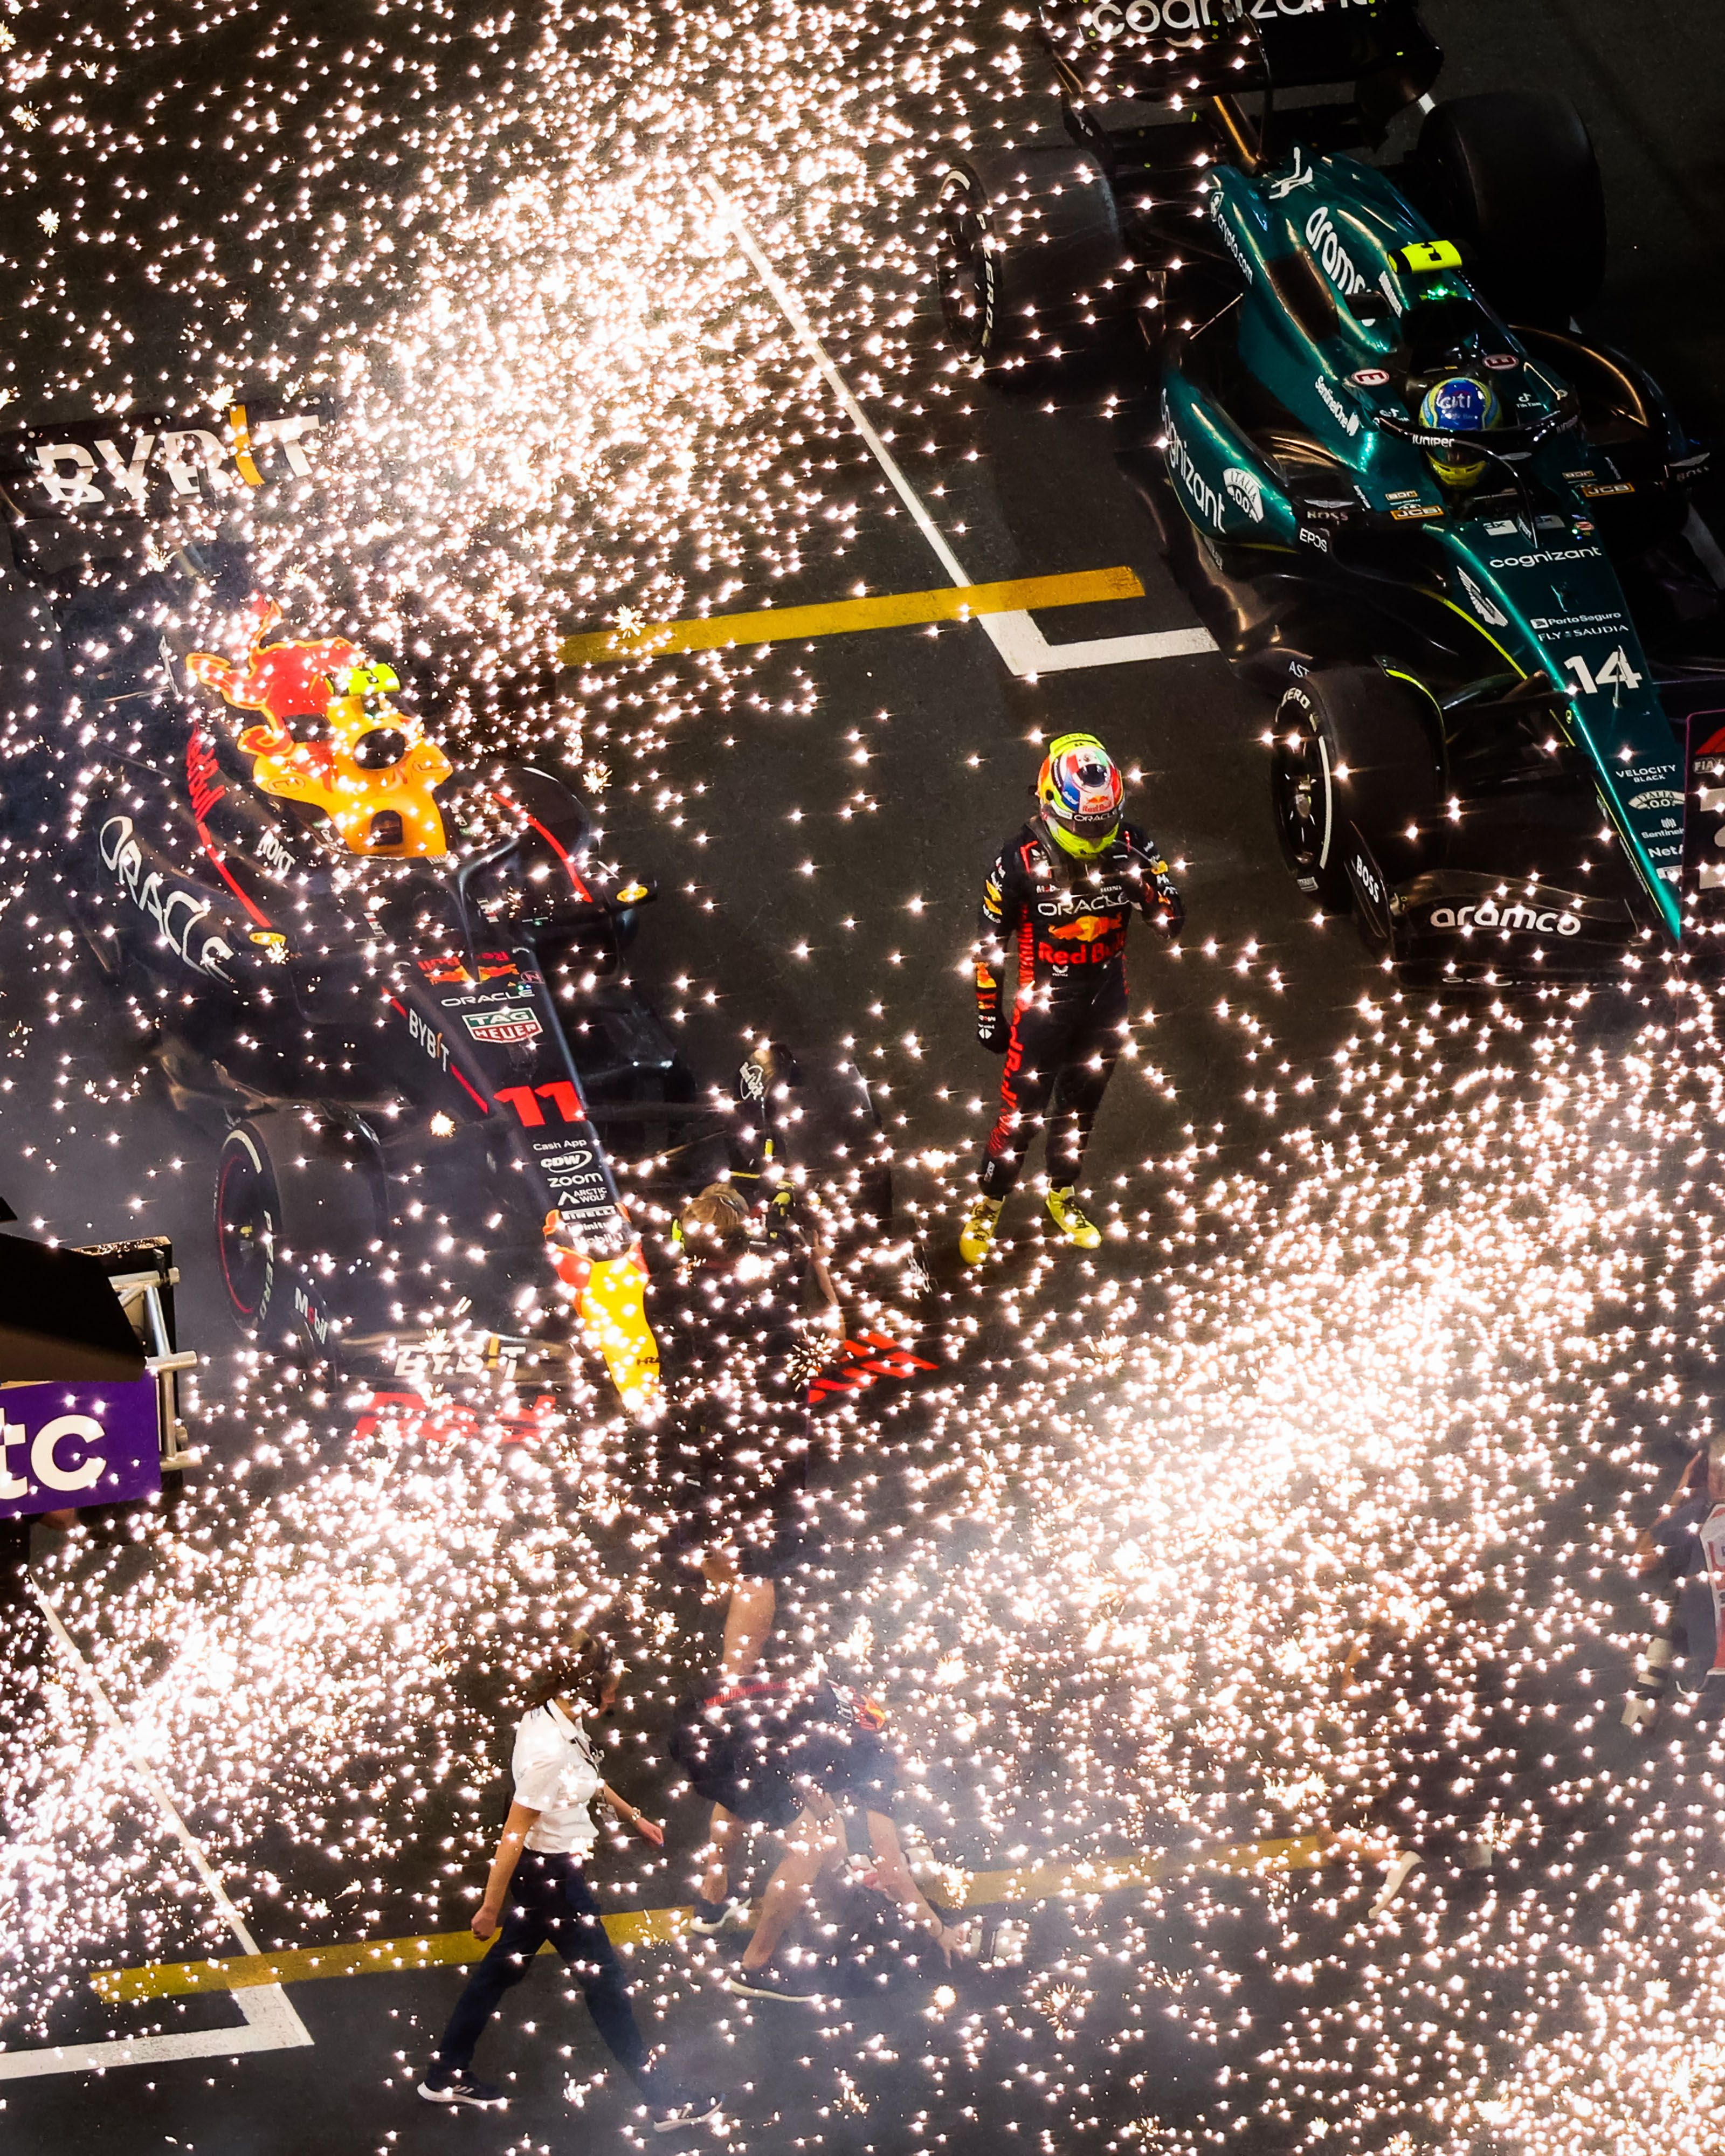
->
xmin=0 ymin=411 xmax=891 ymax=1414
xmin=935 ymin=0 xmax=1725 ymax=980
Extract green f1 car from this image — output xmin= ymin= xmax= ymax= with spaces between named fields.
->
xmin=935 ymin=0 xmax=1725 ymax=980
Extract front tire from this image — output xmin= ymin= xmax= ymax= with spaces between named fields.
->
xmin=1270 ymin=668 xmax=1443 ymax=929
xmin=935 ymin=143 xmax=1127 ymax=377
xmin=1413 ymin=92 xmax=1606 ymax=327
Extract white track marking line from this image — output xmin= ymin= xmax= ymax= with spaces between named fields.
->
xmin=0 ymin=1588 xmax=314 ymax=2081
xmin=0 ymin=1985 xmax=309 ymax=2083
xmin=708 ymin=182 xmax=1217 ymax=677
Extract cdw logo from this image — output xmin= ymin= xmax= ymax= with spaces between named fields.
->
xmin=809 ymin=1332 xmax=937 ymax=1405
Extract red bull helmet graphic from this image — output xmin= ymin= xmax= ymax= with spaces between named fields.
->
xmin=1036 ymin=732 xmax=1124 ymax=859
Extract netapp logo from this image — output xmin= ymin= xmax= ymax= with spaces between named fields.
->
xmin=1426 ymin=897 xmax=1581 ymax=937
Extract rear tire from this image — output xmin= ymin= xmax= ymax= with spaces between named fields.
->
xmin=935 ymin=143 xmax=1127 ymax=377
xmin=215 ymin=1113 xmax=387 ymax=1362
xmin=1413 ymin=92 xmax=1606 ymax=327
xmin=1270 ymin=668 xmax=1442 ymax=928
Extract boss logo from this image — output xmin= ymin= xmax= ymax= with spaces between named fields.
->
xmin=1351 ymin=853 xmax=1385 ymax=909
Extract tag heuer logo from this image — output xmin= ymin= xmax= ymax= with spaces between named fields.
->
xmin=461 ymin=1009 xmax=543 ymax=1046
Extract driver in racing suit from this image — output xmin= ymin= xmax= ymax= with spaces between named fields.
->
xmin=960 ymin=733 xmax=1182 ymax=1266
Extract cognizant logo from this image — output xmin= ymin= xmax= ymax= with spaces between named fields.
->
xmin=1161 ymin=396 xmax=1225 ymax=528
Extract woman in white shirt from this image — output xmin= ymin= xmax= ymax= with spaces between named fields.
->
xmin=419 ymin=1630 xmax=720 ymax=2131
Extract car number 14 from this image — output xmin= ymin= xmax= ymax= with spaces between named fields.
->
xmin=1564 ymin=647 xmax=1644 ymax=696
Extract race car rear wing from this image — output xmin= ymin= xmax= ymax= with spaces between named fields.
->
xmin=1036 ymin=0 xmax=1440 ymax=144
xmin=0 ymin=399 xmax=330 ymax=529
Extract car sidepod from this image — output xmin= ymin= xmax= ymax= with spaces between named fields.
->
xmin=389 ymin=948 xmax=664 ymax=1420
xmin=1437 ymin=522 xmax=1683 ymax=935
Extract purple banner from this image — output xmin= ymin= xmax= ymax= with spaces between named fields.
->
xmin=0 ymin=1376 xmax=161 ymax=1520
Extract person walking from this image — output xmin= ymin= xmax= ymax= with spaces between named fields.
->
xmin=419 ymin=1629 xmax=720 ymax=2129
xmin=961 ymin=731 xmax=1183 ymax=1266
xmin=671 ymin=1670 xmax=966 ymax=2001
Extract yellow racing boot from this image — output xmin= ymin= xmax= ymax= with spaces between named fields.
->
xmin=959 ymin=1194 xmax=1004 ymax=1267
xmin=1046 ymin=1187 xmax=1102 ymax=1250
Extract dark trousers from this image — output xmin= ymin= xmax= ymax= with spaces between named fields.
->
xmin=980 ymin=975 xmax=1128 ymax=1200
xmin=436 ymin=1851 xmax=669 ymax=2098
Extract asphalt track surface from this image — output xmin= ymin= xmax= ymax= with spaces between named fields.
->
xmin=2 ymin=2 xmax=1725 ymax=2153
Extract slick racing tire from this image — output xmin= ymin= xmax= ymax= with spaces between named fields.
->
xmin=1413 ymin=93 xmax=1606 ymax=328
xmin=215 ymin=1113 xmax=387 ymax=1363
xmin=1271 ymin=668 xmax=1441 ymax=927
xmin=935 ymin=143 xmax=1127 ymax=377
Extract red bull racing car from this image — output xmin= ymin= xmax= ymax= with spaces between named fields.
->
xmin=1 ymin=406 xmax=893 ymax=1417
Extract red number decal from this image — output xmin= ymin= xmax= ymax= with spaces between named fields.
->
xmin=534 ymin=1081 xmax=582 ymax=1123
xmin=494 ymin=1086 xmax=546 ymax=1127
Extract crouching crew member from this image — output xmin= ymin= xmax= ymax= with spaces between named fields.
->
xmin=671 ymin=1670 xmax=966 ymax=2001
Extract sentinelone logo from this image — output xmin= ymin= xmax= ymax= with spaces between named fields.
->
xmin=1425 ymin=896 xmax=1582 ymax=936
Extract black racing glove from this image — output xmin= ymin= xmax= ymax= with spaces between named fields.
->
xmin=1128 ymin=844 xmax=1184 ymax=939
xmin=1150 ymin=876 xmax=1184 ymax=939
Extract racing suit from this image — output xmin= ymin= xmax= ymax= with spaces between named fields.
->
xmin=973 ymin=819 xmax=1181 ymax=1201
xmin=652 ymin=1210 xmax=831 ymax=1580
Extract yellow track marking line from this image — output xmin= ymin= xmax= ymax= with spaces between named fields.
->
xmin=558 ymin=565 xmax=1147 ymax=666
xmin=707 ymin=183 xmax=1218 ymax=676
xmin=92 ymin=1834 xmax=1326 ymax=2006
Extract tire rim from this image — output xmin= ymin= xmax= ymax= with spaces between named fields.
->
xmin=1271 ymin=706 xmax=1333 ymax=891
xmin=216 ymin=1134 xmax=275 ymax=1321
xmin=935 ymin=170 xmax=992 ymax=357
